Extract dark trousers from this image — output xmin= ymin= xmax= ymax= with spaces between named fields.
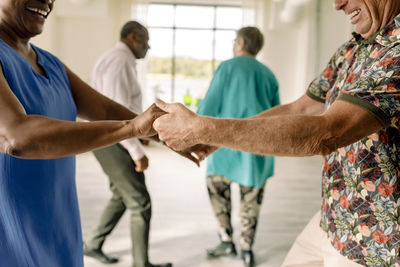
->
xmin=87 ymin=144 xmax=151 ymax=267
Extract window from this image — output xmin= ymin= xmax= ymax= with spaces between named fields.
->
xmin=144 ymin=3 xmax=243 ymax=107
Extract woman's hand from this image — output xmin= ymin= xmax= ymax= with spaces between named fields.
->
xmin=129 ymin=104 xmax=166 ymax=138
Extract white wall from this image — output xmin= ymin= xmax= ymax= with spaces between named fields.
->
xmin=257 ymin=0 xmax=352 ymax=104
xmin=260 ymin=0 xmax=316 ymax=103
xmin=317 ymin=0 xmax=353 ymax=70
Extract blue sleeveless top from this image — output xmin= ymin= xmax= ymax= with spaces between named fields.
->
xmin=0 ymin=40 xmax=83 ymax=267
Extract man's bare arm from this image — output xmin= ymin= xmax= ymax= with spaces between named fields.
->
xmin=252 ymin=94 xmax=325 ymax=118
xmin=154 ymin=99 xmax=383 ymax=156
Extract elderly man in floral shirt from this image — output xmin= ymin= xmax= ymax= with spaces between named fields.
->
xmin=152 ymin=0 xmax=400 ymax=266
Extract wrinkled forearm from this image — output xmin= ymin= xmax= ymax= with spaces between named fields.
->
xmin=1 ymin=115 xmax=134 ymax=159
xmin=196 ymin=115 xmax=335 ymax=157
xmin=253 ymin=94 xmax=325 ymax=119
xmin=194 ymin=99 xmax=384 ymax=157
xmin=252 ymin=103 xmax=297 ymax=118
xmin=154 ymin=97 xmax=381 ymax=155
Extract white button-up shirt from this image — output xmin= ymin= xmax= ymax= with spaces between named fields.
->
xmin=90 ymin=41 xmax=145 ymax=160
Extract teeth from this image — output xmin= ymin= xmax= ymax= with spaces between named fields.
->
xmin=26 ymin=7 xmax=49 ymax=17
xmin=350 ymin=9 xmax=361 ymax=18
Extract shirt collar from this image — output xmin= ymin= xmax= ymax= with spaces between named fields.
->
xmin=115 ymin=41 xmax=137 ymax=62
xmin=352 ymin=13 xmax=400 ymax=46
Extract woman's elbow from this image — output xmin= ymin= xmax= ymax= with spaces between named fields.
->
xmin=0 ymin=134 xmax=29 ymax=157
xmin=0 ymin=135 xmax=15 ymax=156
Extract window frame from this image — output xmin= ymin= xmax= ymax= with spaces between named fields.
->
xmin=147 ymin=2 xmax=242 ymax=102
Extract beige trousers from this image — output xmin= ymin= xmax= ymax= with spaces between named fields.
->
xmin=281 ymin=211 xmax=363 ymax=267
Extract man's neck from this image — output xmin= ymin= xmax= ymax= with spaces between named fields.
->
xmin=235 ymin=50 xmax=255 ymax=58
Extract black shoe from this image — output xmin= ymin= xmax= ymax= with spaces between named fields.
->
xmin=206 ymin=242 xmax=237 ymax=257
xmin=148 ymin=263 xmax=173 ymax=267
xmin=83 ymin=244 xmax=119 ymax=264
xmin=241 ymin=250 xmax=254 ymax=267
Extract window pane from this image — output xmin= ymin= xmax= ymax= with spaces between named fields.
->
xmin=148 ymin=28 xmax=173 ymax=58
xmin=145 ymin=4 xmax=245 ymax=105
xmin=175 ymin=6 xmax=214 ymax=29
xmin=215 ymin=30 xmax=235 ymax=61
xmin=174 ymin=29 xmax=213 ymax=103
xmin=175 ymin=29 xmax=213 ymax=59
xmin=174 ymin=78 xmax=210 ymax=105
xmin=147 ymin=4 xmax=174 ymax=27
xmin=145 ymin=28 xmax=173 ymax=105
xmin=216 ymin=7 xmax=242 ymax=29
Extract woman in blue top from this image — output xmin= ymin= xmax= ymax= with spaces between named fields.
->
xmin=0 ymin=1 xmax=200 ymax=266
xmin=197 ymin=27 xmax=280 ymax=267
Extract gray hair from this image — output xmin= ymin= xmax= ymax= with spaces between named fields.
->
xmin=237 ymin=27 xmax=264 ymax=56
xmin=120 ymin=21 xmax=147 ymax=40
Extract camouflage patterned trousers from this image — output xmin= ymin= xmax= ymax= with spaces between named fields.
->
xmin=206 ymin=174 xmax=265 ymax=251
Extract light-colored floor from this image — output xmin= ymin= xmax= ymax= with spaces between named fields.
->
xmin=77 ymin=143 xmax=322 ymax=267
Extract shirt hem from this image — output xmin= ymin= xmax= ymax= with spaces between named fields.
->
xmin=306 ymin=90 xmax=325 ymax=103
xmin=337 ymin=93 xmax=391 ymax=128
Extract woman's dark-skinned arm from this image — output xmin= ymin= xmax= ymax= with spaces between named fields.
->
xmin=0 ymin=66 xmax=162 ymax=159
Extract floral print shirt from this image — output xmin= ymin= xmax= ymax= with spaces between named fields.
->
xmin=307 ymin=14 xmax=400 ymax=266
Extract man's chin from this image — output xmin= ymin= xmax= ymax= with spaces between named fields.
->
xmin=356 ymin=24 xmax=379 ymax=39
xmin=359 ymin=31 xmax=375 ymax=39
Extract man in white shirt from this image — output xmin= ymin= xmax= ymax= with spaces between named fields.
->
xmin=83 ymin=21 xmax=172 ymax=267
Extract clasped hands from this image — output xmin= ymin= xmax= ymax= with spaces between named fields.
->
xmin=130 ymin=99 xmax=217 ymax=166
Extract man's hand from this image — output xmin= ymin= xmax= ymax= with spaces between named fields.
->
xmin=179 ymin=144 xmax=219 ymax=166
xmin=189 ymin=144 xmax=219 ymax=160
xmin=139 ymin=139 xmax=150 ymax=146
xmin=130 ymin=104 xmax=166 ymax=138
xmin=160 ymin=144 xmax=216 ymax=167
xmin=174 ymin=149 xmax=201 ymax=167
xmin=153 ymin=99 xmax=200 ymax=151
xmin=134 ymin=155 xmax=149 ymax=172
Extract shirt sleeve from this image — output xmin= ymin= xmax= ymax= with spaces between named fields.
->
xmin=120 ymin=138 xmax=145 ymax=161
xmin=105 ymin=62 xmax=142 ymax=114
xmin=337 ymin=48 xmax=400 ymax=128
xmin=98 ymin=60 xmax=146 ymax=160
xmin=197 ymin=64 xmax=226 ymax=117
xmin=306 ymin=46 xmax=344 ymax=103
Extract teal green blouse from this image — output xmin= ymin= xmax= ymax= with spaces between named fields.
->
xmin=197 ymin=56 xmax=280 ymax=188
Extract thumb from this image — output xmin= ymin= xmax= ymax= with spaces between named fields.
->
xmin=155 ymin=99 xmax=174 ymax=113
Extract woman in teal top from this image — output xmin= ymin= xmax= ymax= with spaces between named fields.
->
xmin=197 ymin=27 xmax=280 ymax=267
